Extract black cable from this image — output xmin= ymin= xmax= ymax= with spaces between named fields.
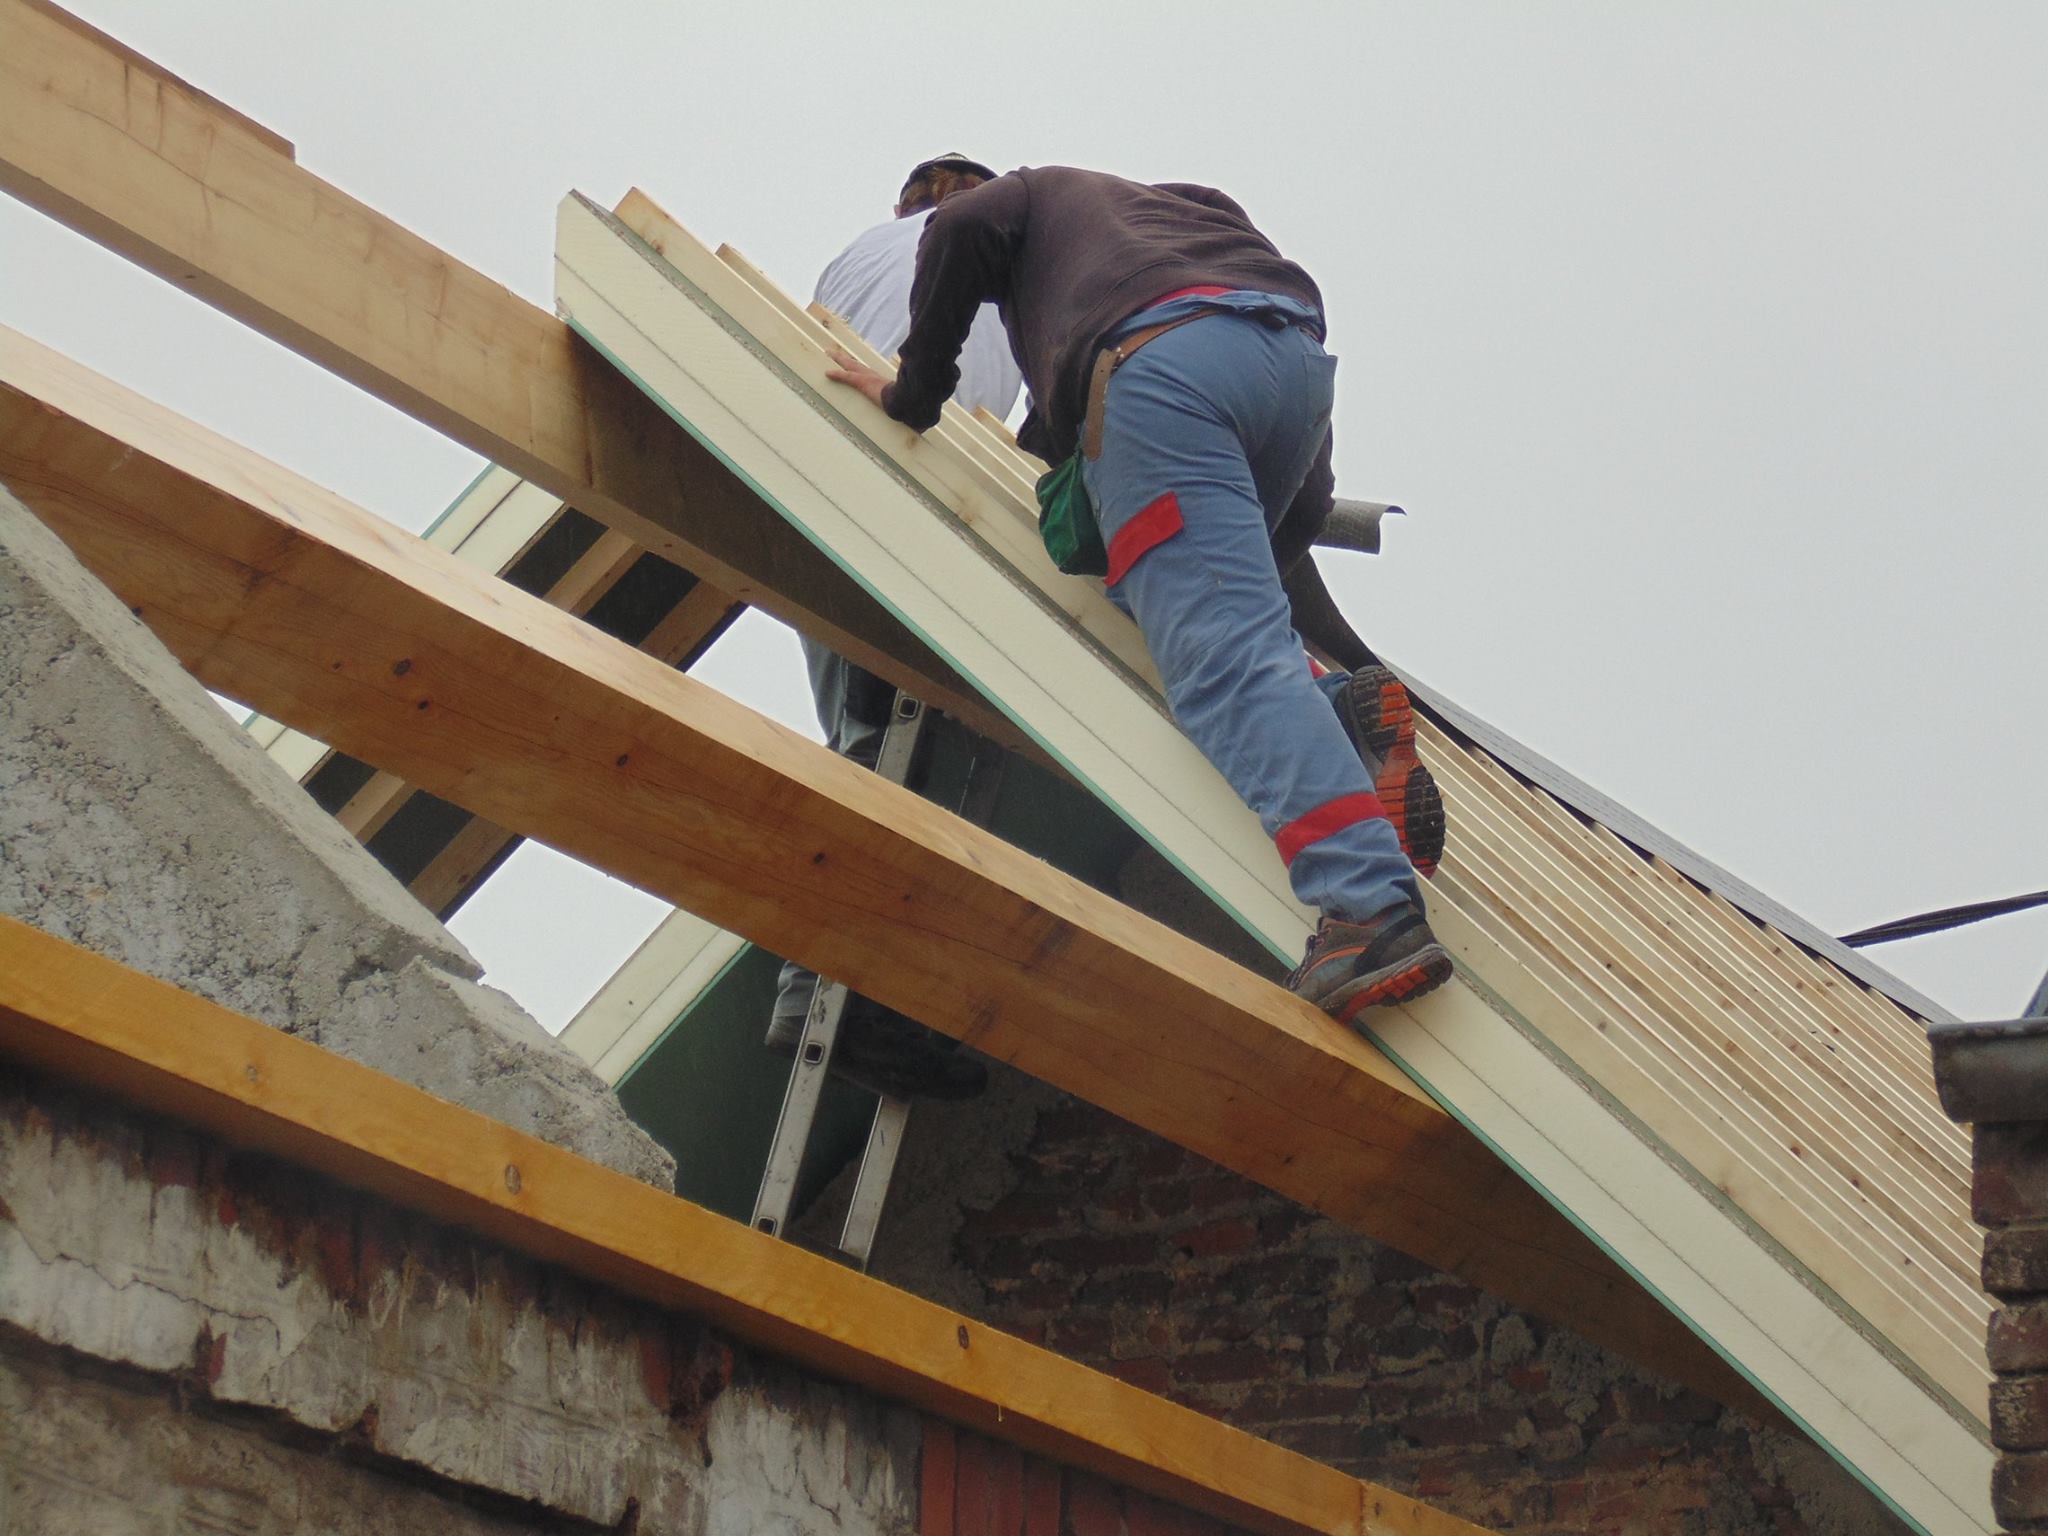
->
xmin=1838 ymin=889 xmax=2048 ymax=948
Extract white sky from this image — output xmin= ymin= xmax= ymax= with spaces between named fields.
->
xmin=5 ymin=1 xmax=2043 ymax=1026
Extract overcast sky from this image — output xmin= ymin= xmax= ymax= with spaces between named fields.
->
xmin=5 ymin=1 xmax=2043 ymax=1027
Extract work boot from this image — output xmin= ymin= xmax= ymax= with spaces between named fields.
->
xmin=1287 ymin=903 xmax=1452 ymax=1025
xmin=1330 ymin=666 xmax=1444 ymax=877
xmin=765 ymin=995 xmax=987 ymax=1102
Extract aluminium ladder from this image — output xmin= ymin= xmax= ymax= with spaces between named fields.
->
xmin=749 ymin=692 xmax=1004 ymax=1267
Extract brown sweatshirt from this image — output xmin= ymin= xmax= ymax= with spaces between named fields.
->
xmin=883 ymin=166 xmax=1327 ymax=469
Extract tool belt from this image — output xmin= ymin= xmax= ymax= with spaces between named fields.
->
xmin=1035 ymin=309 xmax=1222 ymax=578
xmin=1081 ymin=310 xmax=1218 ymax=461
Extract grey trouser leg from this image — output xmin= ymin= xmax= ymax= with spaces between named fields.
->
xmin=771 ymin=637 xmax=902 ymax=1032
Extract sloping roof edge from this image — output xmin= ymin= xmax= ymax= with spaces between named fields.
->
xmin=1398 ymin=670 xmax=1958 ymax=1026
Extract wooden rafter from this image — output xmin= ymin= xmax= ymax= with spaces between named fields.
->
xmin=332 ymin=500 xmax=740 ymax=916
xmin=239 ymin=462 xmax=744 ymax=917
xmin=393 ymin=556 xmax=741 ymax=917
xmin=0 ymin=325 xmax=1749 ymax=1412
xmin=0 ymin=0 xmax=1006 ymax=742
xmin=0 ymin=913 xmax=1497 ymax=1536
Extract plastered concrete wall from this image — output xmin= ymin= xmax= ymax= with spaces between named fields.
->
xmin=0 ymin=1064 xmax=1249 ymax=1536
xmin=811 ymin=1067 xmax=1907 ymax=1536
xmin=1 ymin=1339 xmax=569 ymax=1536
xmin=0 ymin=1069 xmax=923 ymax=1534
xmin=0 ymin=486 xmax=668 ymax=1187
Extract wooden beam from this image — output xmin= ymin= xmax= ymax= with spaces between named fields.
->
xmin=398 ymin=556 xmax=741 ymax=918
xmin=334 ymin=767 xmax=409 ymax=841
xmin=408 ymin=811 xmax=517 ymax=920
xmin=548 ymin=528 xmax=644 ymax=617
xmin=636 ymin=575 xmax=743 ymax=667
xmin=16 ymin=0 xmax=295 ymax=160
xmin=0 ymin=325 xmax=1742 ymax=1408
xmin=326 ymin=506 xmax=738 ymax=911
xmin=0 ymin=0 xmax=1010 ymax=743
xmin=0 ymin=915 xmax=1495 ymax=1536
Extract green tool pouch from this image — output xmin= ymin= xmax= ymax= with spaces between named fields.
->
xmin=1034 ymin=450 xmax=1107 ymax=577
xmin=1033 ymin=307 xmax=1219 ymax=579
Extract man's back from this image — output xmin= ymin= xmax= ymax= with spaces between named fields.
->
xmin=889 ymin=167 xmax=1320 ymax=459
xmin=815 ymin=213 xmax=1021 ymax=421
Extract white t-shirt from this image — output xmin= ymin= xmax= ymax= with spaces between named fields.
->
xmin=813 ymin=211 xmax=1023 ymax=421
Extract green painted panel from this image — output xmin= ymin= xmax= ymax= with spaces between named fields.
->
xmin=616 ymin=945 xmax=878 ymax=1222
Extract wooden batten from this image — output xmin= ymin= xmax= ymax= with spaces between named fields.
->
xmin=0 ymin=915 xmax=1499 ymax=1536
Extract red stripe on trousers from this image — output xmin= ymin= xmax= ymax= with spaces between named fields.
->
xmin=1275 ymin=791 xmax=1388 ymax=866
xmin=1104 ymin=491 xmax=1184 ymax=586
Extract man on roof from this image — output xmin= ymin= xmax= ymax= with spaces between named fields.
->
xmin=825 ymin=165 xmax=1448 ymax=1024
xmin=765 ymin=155 xmax=1024 ymax=1101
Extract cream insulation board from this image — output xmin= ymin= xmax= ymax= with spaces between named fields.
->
xmin=553 ymin=191 xmax=1989 ymax=1534
xmin=560 ymin=909 xmax=749 ymax=1086
xmin=1370 ymin=991 xmax=1989 ymax=1534
xmin=556 ymin=195 xmax=1316 ymax=952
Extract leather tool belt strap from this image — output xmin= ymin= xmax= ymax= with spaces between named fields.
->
xmin=1081 ymin=311 xmax=1219 ymax=461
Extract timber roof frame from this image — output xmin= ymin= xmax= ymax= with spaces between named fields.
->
xmin=0 ymin=4 xmax=1994 ymax=1530
xmin=0 ymin=322 xmax=1675 ymax=1390
xmin=241 ymin=463 xmax=742 ymax=919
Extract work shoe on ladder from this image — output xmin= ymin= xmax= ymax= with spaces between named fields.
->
xmin=1331 ymin=665 xmax=1444 ymax=877
xmin=1287 ymin=902 xmax=1453 ymax=1025
xmin=766 ymin=996 xmax=988 ymax=1102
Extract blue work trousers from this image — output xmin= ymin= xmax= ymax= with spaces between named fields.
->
xmin=1083 ymin=293 xmax=1420 ymax=923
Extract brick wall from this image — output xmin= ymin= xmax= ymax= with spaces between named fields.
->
xmin=1929 ymin=1018 xmax=2048 ymax=1533
xmin=1975 ymin=1121 xmax=2048 ymax=1530
xmin=856 ymin=1073 xmax=1902 ymax=1536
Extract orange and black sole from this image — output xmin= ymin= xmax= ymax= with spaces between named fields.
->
xmin=1332 ymin=946 xmax=1454 ymax=1025
xmin=1339 ymin=667 xmax=1445 ymax=878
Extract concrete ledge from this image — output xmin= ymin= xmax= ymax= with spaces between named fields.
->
xmin=0 ymin=485 xmax=670 ymax=1187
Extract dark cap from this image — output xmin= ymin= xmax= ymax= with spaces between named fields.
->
xmin=901 ymin=153 xmax=999 ymax=192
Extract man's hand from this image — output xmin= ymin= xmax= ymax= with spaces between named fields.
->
xmin=824 ymin=347 xmax=892 ymax=411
